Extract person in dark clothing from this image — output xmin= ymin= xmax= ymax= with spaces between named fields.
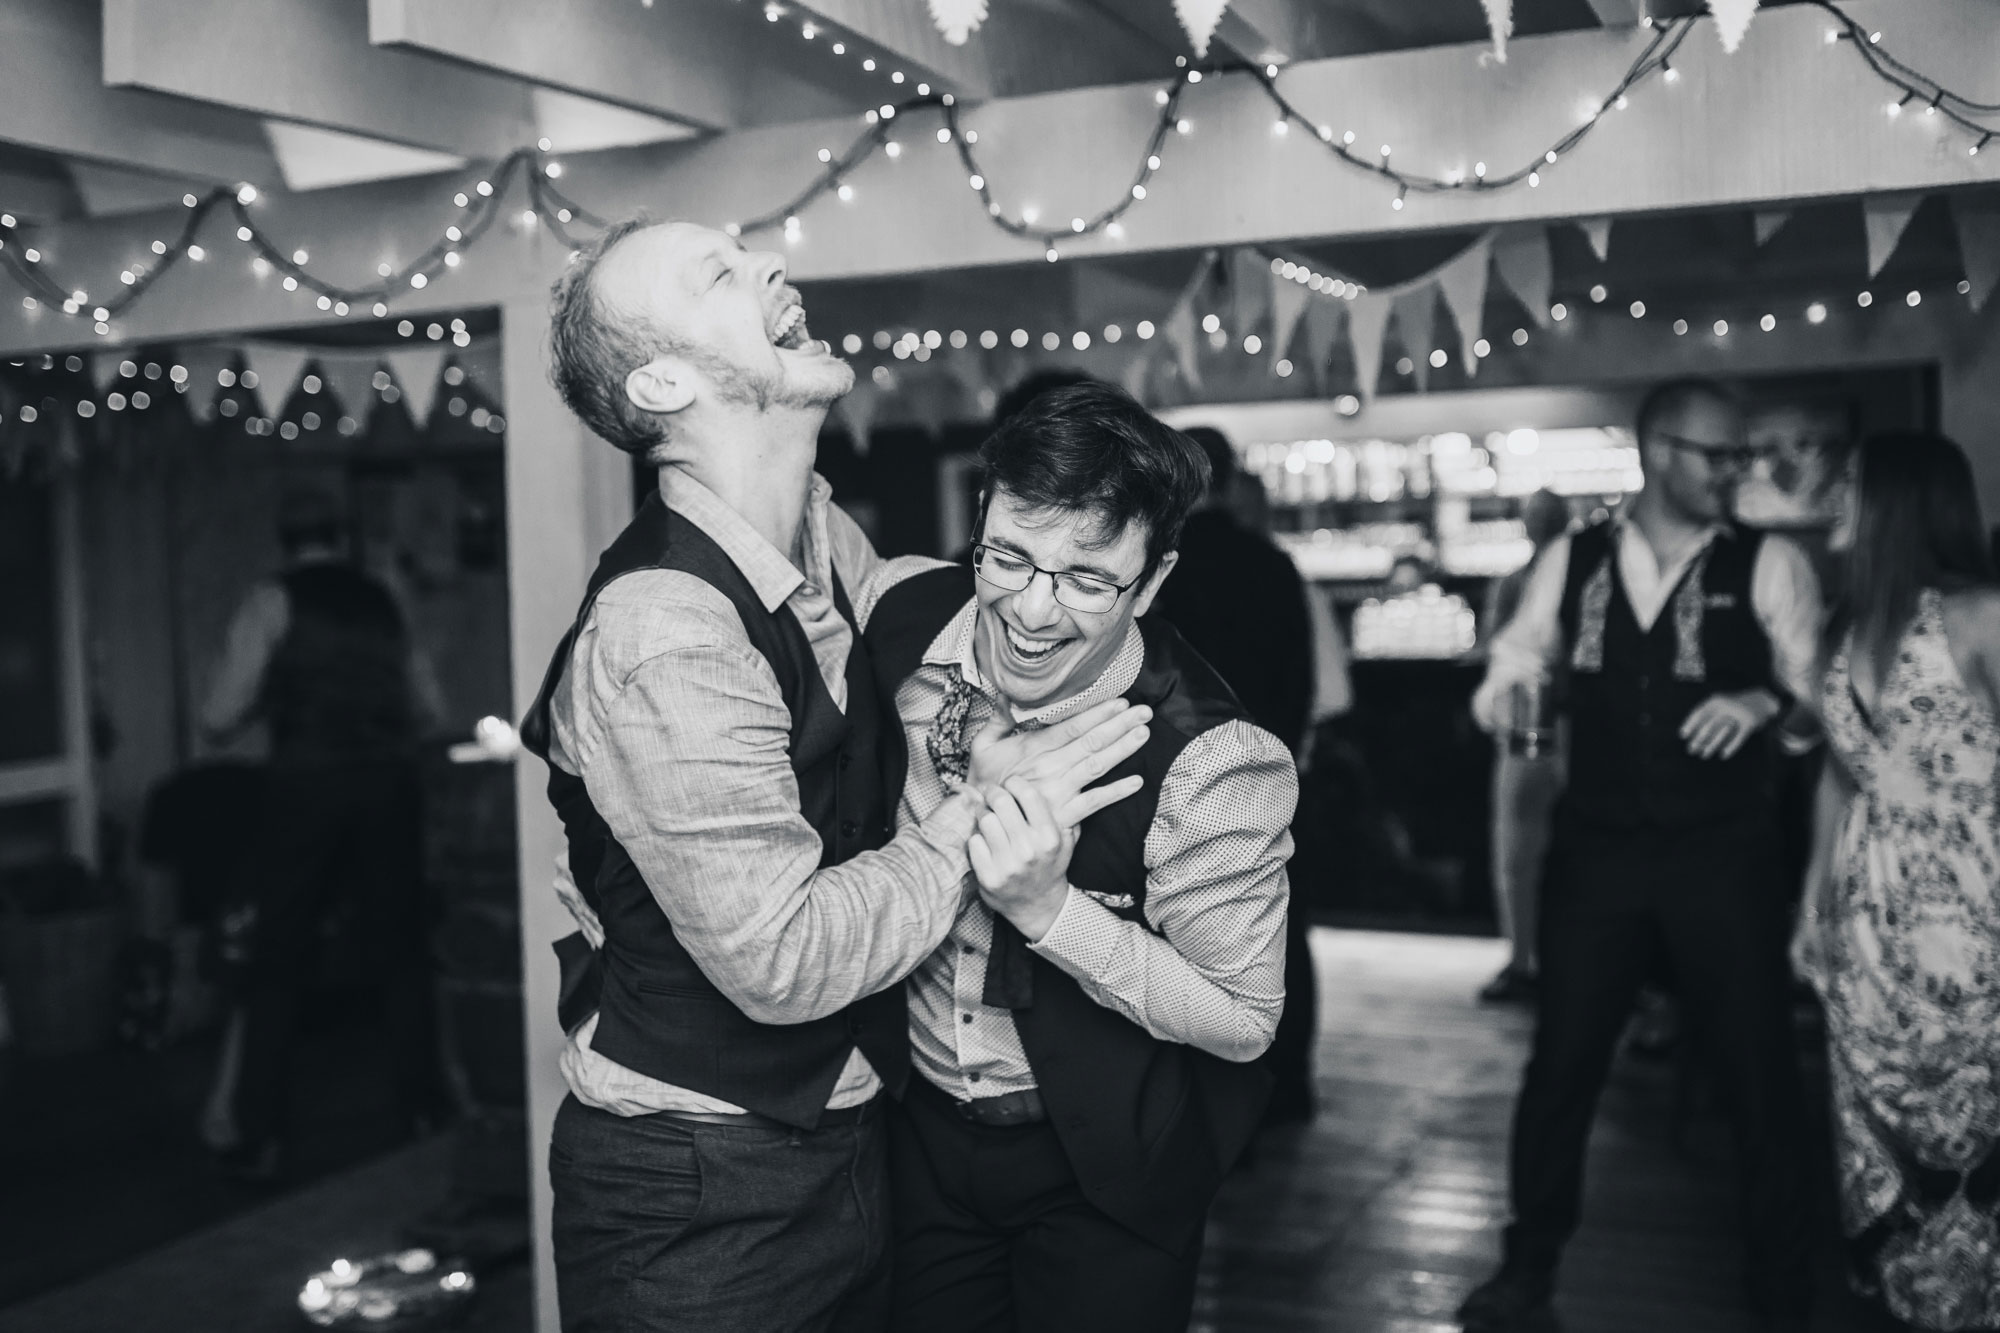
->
xmin=1151 ymin=424 xmax=1319 ymax=1126
xmin=201 ymin=487 xmax=445 ymax=1179
xmin=1459 ymin=381 xmax=1825 ymax=1333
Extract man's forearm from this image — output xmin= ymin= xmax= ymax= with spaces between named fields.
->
xmin=1031 ymin=889 xmax=1283 ymax=1062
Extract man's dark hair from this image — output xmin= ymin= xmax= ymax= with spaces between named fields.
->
xmin=1634 ymin=376 xmax=1739 ymax=455
xmin=979 ymin=381 xmax=1208 ymax=577
xmin=990 ymin=368 xmax=1099 ymax=430
xmin=548 ymin=216 xmax=691 ymax=459
xmin=1182 ymin=425 xmax=1236 ymax=495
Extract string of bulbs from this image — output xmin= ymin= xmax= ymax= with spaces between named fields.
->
xmin=0 ymin=0 xmax=1990 ymax=337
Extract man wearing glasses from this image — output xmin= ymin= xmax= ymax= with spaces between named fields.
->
xmin=1460 ymin=378 xmax=1824 ymax=1333
xmin=853 ymin=382 xmax=1297 ymax=1332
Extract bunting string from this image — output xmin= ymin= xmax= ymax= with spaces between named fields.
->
xmin=0 ymin=1 xmax=1993 ymax=334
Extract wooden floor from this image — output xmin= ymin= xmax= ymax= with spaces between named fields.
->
xmin=1195 ymin=929 xmax=1903 ymax=1333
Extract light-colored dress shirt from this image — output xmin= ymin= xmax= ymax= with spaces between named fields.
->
xmin=1473 ymin=519 xmax=1824 ymax=727
xmin=547 ymin=470 xmax=981 ymax=1117
xmin=856 ymin=557 xmax=1298 ymax=1103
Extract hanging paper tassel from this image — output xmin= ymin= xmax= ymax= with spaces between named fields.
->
xmin=1482 ymin=0 xmax=1513 ymax=64
xmin=926 ymin=0 xmax=987 ymax=47
xmin=1708 ymin=0 xmax=1758 ymax=54
xmin=1173 ymin=0 xmax=1227 ymax=58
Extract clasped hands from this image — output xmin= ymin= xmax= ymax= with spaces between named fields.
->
xmin=955 ymin=698 xmax=1151 ymax=942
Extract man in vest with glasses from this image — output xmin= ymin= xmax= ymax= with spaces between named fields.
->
xmin=1460 ymin=378 xmax=1825 ymax=1333
xmin=857 ymin=382 xmax=1298 ymax=1333
xmin=521 ymin=220 xmax=1153 ymax=1332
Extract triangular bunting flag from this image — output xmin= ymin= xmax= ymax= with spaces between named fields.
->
xmin=457 ymin=337 xmax=502 ymax=402
xmin=1228 ymin=248 xmax=1273 ymax=342
xmin=1575 ymin=218 xmax=1612 ymax=264
xmin=1494 ymin=224 xmax=1554 ymax=328
xmin=1393 ymin=287 xmax=1439 ymax=391
xmin=385 ymin=345 xmax=448 ymax=427
xmin=833 ymin=380 xmax=880 ymax=456
xmin=1269 ymin=272 xmax=1310 ymax=371
xmin=1708 ymin=0 xmax=1758 ymax=53
xmin=1435 ymin=236 xmax=1494 ymax=374
xmin=1163 ymin=299 xmax=1201 ymax=392
xmin=1119 ymin=353 xmax=1154 ymax=404
xmin=1172 ymin=0 xmax=1227 ymax=57
xmin=1346 ymin=293 xmax=1391 ymax=404
xmin=1753 ymin=210 xmax=1791 ymax=247
xmin=317 ymin=351 xmax=384 ymax=424
xmin=172 ymin=343 xmax=237 ymax=422
xmin=1482 ymin=0 xmax=1512 ymax=63
xmin=241 ymin=342 xmax=312 ymax=418
xmin=1299 ymin=297 xmax=1343 ymax=395
xmin=1863 ymin=193 xmax=1924 ymax=279
xmin=1949 ymin=193 xmax=2000 ymax=312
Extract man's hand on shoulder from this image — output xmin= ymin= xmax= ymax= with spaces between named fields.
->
xmin=966 ymin=698 xmax=1150 ymax=826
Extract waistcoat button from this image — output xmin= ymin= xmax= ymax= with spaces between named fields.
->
xmin=841 ymin=820 xmax=859 ymax=838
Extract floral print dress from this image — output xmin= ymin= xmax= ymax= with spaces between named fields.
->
xmin=1819 ymin=589 xmax=2000 ymax=1330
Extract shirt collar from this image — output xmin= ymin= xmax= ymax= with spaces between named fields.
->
xmin=924 ymin=596 xmax=1145 ymax=727
xmin=658 ymin=468 xmax=836 ymax=614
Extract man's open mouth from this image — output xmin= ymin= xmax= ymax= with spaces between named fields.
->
xmin=1004 ymin=622 xmax=1067 ymax=662
xmin=771 ymin=302 xmax=811 ymax=350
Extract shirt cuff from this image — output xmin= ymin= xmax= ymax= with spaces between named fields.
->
xmin=1027 ymin=885 xmax=1113 ymax=970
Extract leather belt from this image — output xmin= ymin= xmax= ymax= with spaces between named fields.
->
xmin=951 ymin=1087 xmax=1047 ymax=1128
xmin=654 ymin=1097 xmax=877 ymax=1131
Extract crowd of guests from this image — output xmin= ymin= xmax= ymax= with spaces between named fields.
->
xmin=1464 ymin=379 xmax=2000 ymax=1333
xmin=167 ymin=207 xmax=1998 ymax=1333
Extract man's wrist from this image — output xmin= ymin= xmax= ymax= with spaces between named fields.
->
xmin=1001 ymin=880 xmax=1072 ymax=944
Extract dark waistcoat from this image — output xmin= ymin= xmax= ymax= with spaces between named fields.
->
xmin=1557 ymin=520 xmax=1778 ymax=830
xmin=867 ymin=565 xmax=1277 ymax=1254
xmin=266 ymin=564 xmax=413 ymax=764
xmin=519 ymin=493 xmax=907 ymax=1129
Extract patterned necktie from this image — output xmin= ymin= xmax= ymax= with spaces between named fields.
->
xmin=924 ymin=666 xmax=979 ymax=786
xmin=925 ymin=666 xmax=1036 ymax=1009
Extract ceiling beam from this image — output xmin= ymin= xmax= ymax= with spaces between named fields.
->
xmin=101 ymin=0 xmax=538 ymax=159
xmin=3 ymin=0 xmax=1998 ymax=352
xmin=1214 ymin=0 xmax=1321 ymax=63
xmin=0 ymin=0 xmax=277 ymax=186
xmin=369 ymin=0 xmax=744 ymax=133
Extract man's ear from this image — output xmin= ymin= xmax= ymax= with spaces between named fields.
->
xmin=1131 ymin=548 xmax=1179 ymax=618
xmin=625 ymin=357 xmax=695 ymax=418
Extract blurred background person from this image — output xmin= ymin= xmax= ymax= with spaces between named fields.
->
xmin=199 ymin=486 xmax=446 ymax=1180
xmin=1155 ymin=425 xmax=1319 ymax=1127
xmin=1477 ymin=489 xmax=1571 ymax=1005
xmin=1795 ymin=432 xmax=2000 ymax=1332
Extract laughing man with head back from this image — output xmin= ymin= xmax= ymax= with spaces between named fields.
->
xmin=521 ymin=220 xmax=1155 ymax=1332
xmin=857 ymin=382 xmax=1300 ymax=1332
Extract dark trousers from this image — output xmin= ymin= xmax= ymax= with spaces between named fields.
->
xmin=889 ymin=1077 xmax=1202 ymax=1333
xmin=550 ymin=1094 xmax=891 ymax=1333
xmin=1265 ymin=899 xmax=1317 ymax=1120
xmin=234 ymin=759 xmax=439 ymax=1145
xmin=1503 ymin=813 xmax=1810 ymax=1313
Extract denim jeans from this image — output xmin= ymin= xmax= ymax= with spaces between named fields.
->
xmin=550 ymin=1094 xmax=891 ymax=1333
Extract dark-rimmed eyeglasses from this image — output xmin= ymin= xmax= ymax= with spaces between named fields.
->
xmin=1656 ymin=431 xmax=1760 ymax=470
xmin=971 ymin=543 xmax=1140 ymax=614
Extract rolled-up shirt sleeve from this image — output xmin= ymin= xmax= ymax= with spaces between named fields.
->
xmin=563 ymin=576 xmax=979 ymax=1027
xmin=1752 ymin=535 xmax=1825 ymax=706
xmin=1029 ymin=720 xmax=1296 ymax=1063
xmin=1472 ymin=536 xmax=1571 ymax=730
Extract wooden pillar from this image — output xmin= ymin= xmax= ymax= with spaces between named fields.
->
xmin=499 ymin=293 xmax=629 ymax=1333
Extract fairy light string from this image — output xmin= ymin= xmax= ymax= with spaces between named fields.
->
xmin=0 ymin=0 xmax=1993 ymax=332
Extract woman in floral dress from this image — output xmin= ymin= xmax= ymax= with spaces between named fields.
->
xmin=1797 ymin=431 xmax=2000 ymax=1330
